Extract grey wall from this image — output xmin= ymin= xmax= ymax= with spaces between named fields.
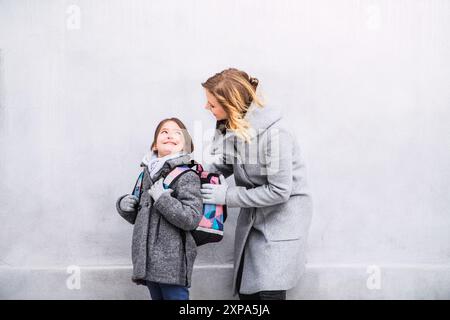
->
xmin=0 ymin=0 xmax=449 ymax=299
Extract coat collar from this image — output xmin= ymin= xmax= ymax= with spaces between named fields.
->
xmin=245 ymin=103 xmax=282 ymax=140
xmin=140 ymin=154 xmax=192 ymax=182
xmin=218 ymin=103 xmax=283 ymax=143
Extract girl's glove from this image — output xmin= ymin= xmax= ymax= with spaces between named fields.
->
xmin=148 ymin=178 xmax=173 ymax=202
xmin=120 ymin=194 xmax=139 ymax=212
xmin=201 ymin=175 xmax=228 ymax=205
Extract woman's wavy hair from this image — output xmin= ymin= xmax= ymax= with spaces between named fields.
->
xmin=201 ymin=68 xmax=264 ymax=142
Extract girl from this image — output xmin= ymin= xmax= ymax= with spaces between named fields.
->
xmin=200 ymin=68 xmax=313 ymax=300
xmin=116 ymin=118 xmax=203 ymax=300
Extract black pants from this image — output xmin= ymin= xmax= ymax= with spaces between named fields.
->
xmin=236 ymin=250 xmax=287 ymax=300
xmin=239 ymin=290 xmax=286 ymax=300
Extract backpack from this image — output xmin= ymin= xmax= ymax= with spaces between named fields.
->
xmin=131 ymin=161 xmax=227 ymax=246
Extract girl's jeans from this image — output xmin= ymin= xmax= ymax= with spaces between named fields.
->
xmin=146 ymin=281 xmax=189 ymax=300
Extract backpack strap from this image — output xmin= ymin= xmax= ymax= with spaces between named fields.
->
xmin=132 ymin=170 xmax=145 ymax=199
xmin=163 ymin=165 xmax=196 ymax=190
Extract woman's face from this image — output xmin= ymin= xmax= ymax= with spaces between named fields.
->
xmin=154 ymin=121 xmax=186 ymax=157
xmin=204 ymin=89 xmax=228 ymax=121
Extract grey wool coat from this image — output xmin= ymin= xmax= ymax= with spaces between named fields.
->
xmin=209 ymin=103 xmax=313 ymax=295
xmin=116 ymin=154 xmax=203 ymax=287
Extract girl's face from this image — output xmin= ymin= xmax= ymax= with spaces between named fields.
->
xmin=204 ymin=89 xmax=228 ymax=121
xmin=153 ymin=121 xmax=186 ymax=157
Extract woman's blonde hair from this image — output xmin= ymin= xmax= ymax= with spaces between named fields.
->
xmin=202 ymin=68 xmax=264 ymax=142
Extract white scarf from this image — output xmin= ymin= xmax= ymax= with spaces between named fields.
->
xmin=142 ymin=150 xmax=188 ymax=179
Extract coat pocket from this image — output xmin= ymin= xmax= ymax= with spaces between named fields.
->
xmin=264 ymin=196 xmax=312 ymax=241
xmin=259 ymin=196 xmax=311 ymax=241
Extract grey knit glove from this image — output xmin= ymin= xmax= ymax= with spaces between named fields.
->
xmin=201 ymin=175 xmax=228 ymax=205
xmin=148 ymin=178 xmax=173 ymax=202
xmin=119 ymin=194 xmax=139 ymax=212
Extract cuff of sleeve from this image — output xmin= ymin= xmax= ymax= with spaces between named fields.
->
xmin=153 ymin=191 xmax=172 ymax=210
xmin=225 ymin=186 xmax=245 ymax=208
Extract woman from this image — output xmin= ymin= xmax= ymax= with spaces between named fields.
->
xmin=200 ymin=68 xmax=313 ymax=300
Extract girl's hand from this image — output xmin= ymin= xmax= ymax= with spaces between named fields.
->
xmin=148 ymin=178 xmax=173 ymax=202
xmin=201 ymin=175 xmax=228 ymax=205
xmin=120 ymin=195 xmax=139 ymax=212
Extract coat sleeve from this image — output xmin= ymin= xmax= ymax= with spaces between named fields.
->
xmin=153 ymin=171 xmax=203 ymax=231
xmin=225 ymin=128 xmax=294 ymax=208
xmin=116 ymin=194 xmax=138 ymax=225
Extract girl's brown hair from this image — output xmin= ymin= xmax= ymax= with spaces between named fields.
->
xmin=202 ymin=68 xmax=264 ymax=142
xmin=151 ymin=118 xmax=194 ymax=153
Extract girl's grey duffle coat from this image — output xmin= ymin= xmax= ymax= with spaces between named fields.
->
xmin=116 ymin=154 xmax=203 ymax=287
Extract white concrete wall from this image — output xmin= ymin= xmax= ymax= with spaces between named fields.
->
xmin=0 ymin=0 xmax=449 ymax=299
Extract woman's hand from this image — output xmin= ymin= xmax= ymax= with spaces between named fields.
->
xmin=201 ymin=175 xmax=228 ymax=205
xmin=148 ymin=178 xmax=173 ymax=202
xmin=120 ymin=195 xmax=139 ymax=212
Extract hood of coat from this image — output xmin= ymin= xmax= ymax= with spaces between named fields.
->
xmin=140 ymin=153 xmax=193 ymax=182
xmin=245 ymin=103 xmax=283 ymax=139
xmin=219 ymin=103 xmax=283 ymax=143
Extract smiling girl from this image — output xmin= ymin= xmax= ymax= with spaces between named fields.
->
xmin=116 ymin=118 xmax=203 ymax=300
